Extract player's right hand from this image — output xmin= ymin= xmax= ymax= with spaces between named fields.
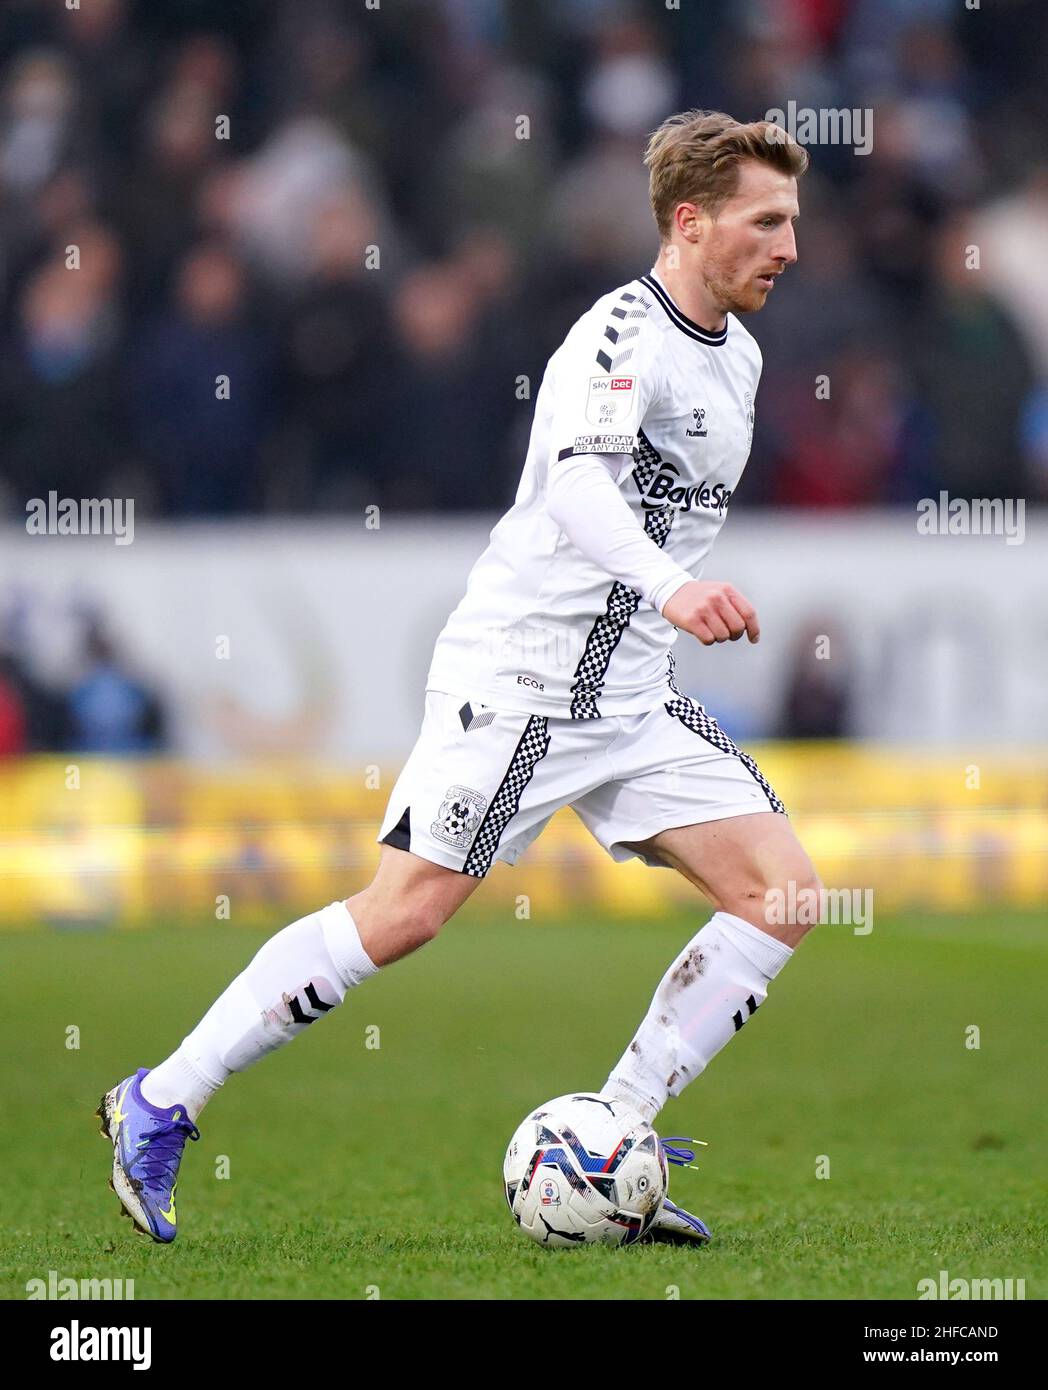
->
xmin=661 ymin=580 xmax=760 ymax=646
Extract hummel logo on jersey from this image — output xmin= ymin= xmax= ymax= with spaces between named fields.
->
xmin=686 ymin=407 xmax=708 ymax=437
xmin=640 ymin=460 xmax=733 ymax=514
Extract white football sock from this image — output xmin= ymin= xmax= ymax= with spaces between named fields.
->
xmin=141 ymin=901 xmax=377 ymax=1121
xmin=599 ymin=911 xmax=794 ymax=1123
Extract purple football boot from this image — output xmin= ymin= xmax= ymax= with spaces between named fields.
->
xmin=96 ymin=1068 xmax=199 ymax=1243
xmin=646 ymin=1136 xmax=712 ymax=1245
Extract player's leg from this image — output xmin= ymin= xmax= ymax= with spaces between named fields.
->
xmin=622 ymin=808 xmax=821 ymax=946
xmin=99 ymin=689 xmax=567 ymax=1241
xmin=601 ymin=811 xmax=821 ymax=1120
xmin=572 ymin=700 xmax=821 ymax=1126
xmin=602 ymin=812 xmax=820 ymax=1245
xmin=346 ymin=843 xmax=482 ymax=965
xmin=99 ymin=847 xmax=477 ymax=1241
xmin=144 ymin=843 xmax=480 ymax=1118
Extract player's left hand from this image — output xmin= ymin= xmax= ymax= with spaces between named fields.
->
xmin=661 ymin=580 xmax=760 ymax=646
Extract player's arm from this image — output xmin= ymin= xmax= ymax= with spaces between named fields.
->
xmin=545 ymin=310 xmax=759 ymax=645
xmin=546 ymin=456 xmax=760 ymax=646
xmin=546 ymin=451 xmax=691 ymax=612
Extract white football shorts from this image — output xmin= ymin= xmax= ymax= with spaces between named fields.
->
xmin=377 ymin=689 xmax=787 ymax=878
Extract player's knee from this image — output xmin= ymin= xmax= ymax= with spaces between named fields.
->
xmin=726 ymin=860 xmax=823 ymax=926
xmin=347 ymin=881 xmax=449 ymax=960
xmin=764 ymin=863 xmax=824 ymax=937
xmin=780 ymin=864 xmax=823 ymax=900
xmin=412 ymin=900 xmax=448 ymax=946
xmin=380 ymin=895 xmax=445 ymax=950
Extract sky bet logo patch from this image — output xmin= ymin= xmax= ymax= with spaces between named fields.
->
xmin=586 ymin=374 xmax=635 ymax=425
xmin=640 ymin=460 xmax=733 ymax=514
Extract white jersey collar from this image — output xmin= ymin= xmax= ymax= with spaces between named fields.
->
xmin=641 ymin=269 xmax=729 ymax=347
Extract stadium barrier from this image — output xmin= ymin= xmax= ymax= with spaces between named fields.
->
xmin=2 ymin=514 xmax=1045 ymax=757
xmin=0 ymin=747 xmax=1043 ymax=927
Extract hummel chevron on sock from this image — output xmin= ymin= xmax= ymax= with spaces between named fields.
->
xmin=598 ymin=910 xmax=794 ymax=1123
xmin=141 ymin=901 xmax=377 ymax=1121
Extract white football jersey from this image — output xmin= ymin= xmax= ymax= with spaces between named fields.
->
xmin=426 ymin=269 xmax=763 ymax=718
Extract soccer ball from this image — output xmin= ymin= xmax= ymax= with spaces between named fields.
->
xmin=503 ymin=1092 xmax=667 ymax=1248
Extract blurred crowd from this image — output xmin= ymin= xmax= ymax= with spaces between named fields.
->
xmin=0 ymin=609 xmax=167 ymax=756
xmin=0 ymin=0 xmax=1046 ymax=518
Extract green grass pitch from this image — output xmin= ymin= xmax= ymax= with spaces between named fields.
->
xmin=1 ymin=910 xmax=1044 ymax=1300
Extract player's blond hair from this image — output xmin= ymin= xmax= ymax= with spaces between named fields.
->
xmin=645 ymin=109 xmax=809 ymax=240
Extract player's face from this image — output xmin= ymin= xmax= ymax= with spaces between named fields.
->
xmin=698 ymin=160 xmax=799 ymax=315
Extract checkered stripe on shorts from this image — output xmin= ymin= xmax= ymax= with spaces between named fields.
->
xmin=664 ymin=695 xmax=787 ymax=814
xmin=462 ymin=716 xmax=552 ymax=877
xmin=569 ymin=431 xmax=675 ymax=719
